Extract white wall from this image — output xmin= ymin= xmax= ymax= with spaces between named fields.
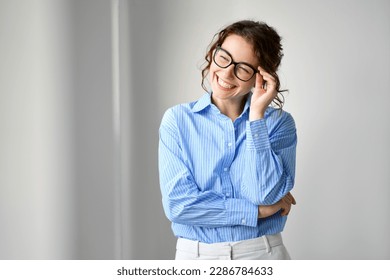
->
xmin=0 ymin=0 xmax=76 ymax=259
xmin=0 ymin=0 xmax=118 ymax=259
xmin=71 ymin=0 xmax=119 ymax=259
xmin=121 ymin=0 xmax=390 ymax=259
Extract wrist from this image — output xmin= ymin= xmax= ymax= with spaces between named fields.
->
xmin=249 ymin=110 xmax=264 ymax=121
xmin=258 ymin=205 xmax=266 ymax=219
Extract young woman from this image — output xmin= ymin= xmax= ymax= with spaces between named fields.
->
xmin=159 ymin=20 xmax=297 ymax=260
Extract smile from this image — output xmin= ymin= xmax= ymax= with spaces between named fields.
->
xmin=217 ymin=76 xmax=235 ymax=89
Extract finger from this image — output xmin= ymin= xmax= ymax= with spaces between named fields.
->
xmin=281 ymin=202 xmax=292 ymax=216
xmin=256 ymin=67 xmax=266 ymax=89
xmin=254 ymin=72 xmax=266 ymax=93
xmin=281 ymin=205 xmax=291 ymax=216
xmin=282 ymin=194 xmax=292 ymax=205
xmin=291 ymin=194 xmax=296 ymax=205
xmin=287 ymin=192 xmax=296 ymax=205
xmin=280 ymin=200 xmax=288 ymax=212
xmin=282 ymin=197 xmax=291 ymax=206
xmin=258 ymin=68 xmax=276 ymax=84
xmin=258 ymin=67 xmax=274 ymax=79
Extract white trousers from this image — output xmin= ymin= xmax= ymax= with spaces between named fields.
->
xmin=175 ymin=233 xmax=291 ymax=260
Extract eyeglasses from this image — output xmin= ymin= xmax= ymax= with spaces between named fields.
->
xmin=213 ymin=46 xmax=258 ymax=82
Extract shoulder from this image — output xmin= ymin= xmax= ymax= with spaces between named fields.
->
xmin=264 ymin=107 xmax=296 ymax=134
xmin=265 ymin=107 xmax=295 ymax=123
xmin=161 ymin=93 xmax=210 ymax=123
xmin=160 ymin=100 xmax=198 ymax=129
xmin=161 ymin=102 xmax=192 ymax=121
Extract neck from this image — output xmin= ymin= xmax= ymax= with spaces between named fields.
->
xmin=211 ymin=95 xmax=247 ymax=121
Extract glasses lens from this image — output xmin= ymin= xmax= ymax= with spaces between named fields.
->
xmin=213 ymin=47 xmax=256 ymax=81
xmin=214 ymin=48 xmax=231 ymax=68
xmin=235 ymin=64 xmax=255 ymax=81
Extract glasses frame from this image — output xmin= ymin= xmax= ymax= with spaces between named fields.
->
xmin=213 ymin=46 xmax=259 ymax=82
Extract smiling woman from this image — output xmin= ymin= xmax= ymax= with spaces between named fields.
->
xmin=158 ymin=20 xmax=297 ymax=260
xmin=201 ymin=20 xmax=286 ymax=113
xmin=208 ymin=34 xmax=259 ymax=120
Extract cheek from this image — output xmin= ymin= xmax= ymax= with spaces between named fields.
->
xmin=249 ymin=77 xmax=256 ymax=88
xmin=240 ymin=81 xmax=256 ymax=94
xmin=209 ymin=64 xmax=218 ymax=77
xmin=242 ymin=79 xmax=255 ymax=89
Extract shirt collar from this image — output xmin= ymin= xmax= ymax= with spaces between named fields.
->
xmin=191 ymin=92 xmax=212 ymax=113
xmin=191 ymin=92 xmax=252 ymax=117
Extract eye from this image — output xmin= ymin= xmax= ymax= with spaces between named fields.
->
xmin=219 ymin=54 xmax=230 ymax=62
xmin=237 ymin=65 xmax=251 ymax=74
xmin=222 ymin=56 xmax=230 ymax=62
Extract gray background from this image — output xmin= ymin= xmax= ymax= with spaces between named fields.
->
xmin=0 ymin=0 xmax=389 ymax=259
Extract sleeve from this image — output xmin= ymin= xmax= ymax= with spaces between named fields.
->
xmin=158 ymin=108 xmax=258 ymax=228
xmin=241 ymin=110 xmax=297 ymax=205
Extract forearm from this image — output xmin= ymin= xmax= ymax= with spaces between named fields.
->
xmin=243 ymin=152 xmax=294 ymax=205
xmin=258 ymin=192 xmax=296 ymax=218
xmin=161 ymin=175 xmax=258 ymax=228
xmin=241 ymin=117 xmax=297 ymax=205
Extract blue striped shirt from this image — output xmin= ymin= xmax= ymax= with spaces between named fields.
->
xmin=158 ymin=92 xmax=297 ymax=243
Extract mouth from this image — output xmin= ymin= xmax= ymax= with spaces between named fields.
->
xmin=217 ymin=75 xmax=236 ymax=90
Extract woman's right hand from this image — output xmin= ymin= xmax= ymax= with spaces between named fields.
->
xmin=258 ymin=192 xmax=296 ymax=218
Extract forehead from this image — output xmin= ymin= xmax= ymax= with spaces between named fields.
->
xmin=220 ymin=34 xmax=258 ymax=65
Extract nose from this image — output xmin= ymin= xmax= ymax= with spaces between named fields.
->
xmin=222 ymin=64 xmax=235 ymax=79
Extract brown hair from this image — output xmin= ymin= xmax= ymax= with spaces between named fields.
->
xmin=201 ymin=20 xmax=286 ymax=109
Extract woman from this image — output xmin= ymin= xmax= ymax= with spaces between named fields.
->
xmin=159 ymin=20 xmax=297 ymax=260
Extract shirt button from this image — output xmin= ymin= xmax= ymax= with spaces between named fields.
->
xmin=226 ymin=193 xmax=230 ymax=197
xmin=241 ymin=219 xmax=246 ymax=224
xmin=254 ymin=133 xmax=259 ymax=138
xmin=227 ymin=142 xmax=232 ymax=147
xmin=223 ymin=167 xmax=229 ymax=172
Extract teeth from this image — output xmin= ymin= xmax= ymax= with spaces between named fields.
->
xmin=218 ymin=77 xmax=234 ymax=89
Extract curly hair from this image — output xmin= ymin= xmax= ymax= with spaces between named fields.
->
xmin=201 ymin=20 xmax=287 ymax=109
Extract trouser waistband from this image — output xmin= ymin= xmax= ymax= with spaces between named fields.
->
xmin=177 ymin=234 xmax=283 ymax=256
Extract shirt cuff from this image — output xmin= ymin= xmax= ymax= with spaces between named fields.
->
xmin=225 ymin=198 xmax=258 ymax=227
xmin=246 ymin=119 xmax=271 ymax=151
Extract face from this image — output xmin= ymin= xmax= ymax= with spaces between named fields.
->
xmin=209 ymin=34 xmax=259 ymax=104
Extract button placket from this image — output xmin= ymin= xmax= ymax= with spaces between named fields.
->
xmin=221 ymin=120 xmax=235 ymax=198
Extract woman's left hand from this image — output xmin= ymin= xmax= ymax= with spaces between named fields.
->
xmin=249 ymin=67 xmax=278 ymax=121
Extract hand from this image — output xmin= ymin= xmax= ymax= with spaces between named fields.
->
xmin=258 ymin=192 xmax=296 ymax=218
xmin=279 ymin=192 xmax=296 ymax=216
xmin=249 ymin=67 xmax=278 ymax=121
